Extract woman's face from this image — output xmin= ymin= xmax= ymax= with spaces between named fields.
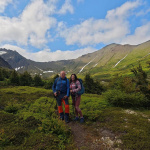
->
xmin=71 ymin=75 xmax=75 ymax=81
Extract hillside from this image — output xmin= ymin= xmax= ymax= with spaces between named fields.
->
xmin=0 ymin=56 xmax=12 ymax=69
xmin=0 ymin=40 xmax=150 ymax=79
xmin=72 ymin=41 xmax=150 ymax=80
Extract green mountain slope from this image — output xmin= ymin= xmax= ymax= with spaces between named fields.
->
xmin=72 ymin=41 xmax=150 ymax=80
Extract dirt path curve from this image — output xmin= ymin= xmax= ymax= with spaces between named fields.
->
xmin=67 ymin=121 xmax=121 ymax=150
xmin=68 ymin=121 xmax=104 ymax=150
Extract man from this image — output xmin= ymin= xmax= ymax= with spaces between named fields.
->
xmin=52 ymin=71 xmax=70 ymax=123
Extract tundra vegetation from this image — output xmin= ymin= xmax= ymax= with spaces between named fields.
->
xmin=0 ymin=63 xmax=150 ymax=149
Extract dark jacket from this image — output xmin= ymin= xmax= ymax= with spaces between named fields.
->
xmin=52 ymin=77 xmax=70 ymax=97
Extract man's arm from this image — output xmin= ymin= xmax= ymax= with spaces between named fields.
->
xmin=66 ymin=78 xmax=70 ymax=97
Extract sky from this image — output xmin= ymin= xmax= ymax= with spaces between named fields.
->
xmin=0 ymin=0 xmax=150 ymax=62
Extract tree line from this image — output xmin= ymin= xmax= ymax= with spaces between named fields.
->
xmin=0 ymin=63 xmax=150 ymax=109
xmin=0 ymin=69 xmax=44 ymax=87
xmin=0 ymin=68 xmax=104 ymax=94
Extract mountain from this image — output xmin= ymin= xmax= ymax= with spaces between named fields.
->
xmin=0 ymin=48 xmax=74 ymax=77
xmin=0 ymin=40 xmax=150 ymax=79
xmin=72 ymin=41 xmax=150 ymax=79
xmin=0 ymin=55 xmax=12 ymax=69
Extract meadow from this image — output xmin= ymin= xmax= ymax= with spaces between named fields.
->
xmin=0 ymin=86 xmax=150 ymax=150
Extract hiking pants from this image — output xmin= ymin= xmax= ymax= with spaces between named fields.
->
xmin=72 ymin=95 xmax=83 ymax=117
xmin=56 ymin=93 xmax=69 ymax=114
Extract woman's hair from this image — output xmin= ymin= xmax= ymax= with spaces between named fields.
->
xmin=70 ymin=74 xmax=78 ymax=83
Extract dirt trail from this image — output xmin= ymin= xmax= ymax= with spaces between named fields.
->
xmin=67 ymin=121 xmax=120 ymax=150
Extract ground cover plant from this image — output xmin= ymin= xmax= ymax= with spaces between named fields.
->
xmin=0 ymin=86 xmax=75 ymax=150
xmin=0 ymin=63 xmax=150 ymax=149
xmin=1 ymin=86 xmax=150 ymax=149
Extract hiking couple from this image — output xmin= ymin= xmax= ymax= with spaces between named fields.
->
xmin=52 ymin=71 xmax=84 ymax=123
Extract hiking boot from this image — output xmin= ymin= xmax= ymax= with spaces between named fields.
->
xmin=60 ymin=112 xmax=64 ymax=120
xmin=73 ymin=117 xmax=79 ymax=121
xmin=80 ymin=117 xmax=84 ymax=123
xmin=65 ymin=113 xmax=69 ymax=123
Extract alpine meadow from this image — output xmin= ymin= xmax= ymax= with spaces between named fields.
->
xmin=1 ymin=0 xmax=150 ymax=150
xmin=0 ymin=40 xmax=150 ymax=149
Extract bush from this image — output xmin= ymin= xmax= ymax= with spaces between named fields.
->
xmin=20 ymin=71 xmax=32 ymax=86
xmin=44 ymin=80 xmax=53 ymax=89
xmin=4 ymin=104 xmax=19 ymax=114
xmin=33 ymin=74 xmax=44 ymax=86
xmin=10 ymin=70 xmax=20 ymax=85
xmin=84 ymin=74 xmax=105 ymax=94
xmin=104 ymin=89 xmax=149 ymax=108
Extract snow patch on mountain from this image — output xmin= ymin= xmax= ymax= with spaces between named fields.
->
xmin=15 ymin=66 xmax=24 ymax=71
xmin=137 ymin=53 xmax=150 ymax=61
xmin=113 ymin=54 xmax=128 ymax=68
xmin=79 ymin=56 xmax=97 ymax=73
xmin=43 ymin=71 xmax=54 ymax=73
xmin=34 ymin=66 xmax=43 ymax=71
xmin=0 ymin=51 xmax=7 ymax=55
xmin=93 ymin=63 xmax=98 ymax=68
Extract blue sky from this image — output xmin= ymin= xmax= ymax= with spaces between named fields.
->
xmin=0 ymin=0 xmax=150 ymax=62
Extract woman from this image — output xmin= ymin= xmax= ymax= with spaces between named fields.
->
xmin=70 ymin=74 xmax=84 ymax=123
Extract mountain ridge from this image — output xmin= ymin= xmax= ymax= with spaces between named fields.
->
xmin=0 ymin=40 xmax=150 ymax=79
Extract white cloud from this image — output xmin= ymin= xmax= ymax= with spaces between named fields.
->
xmin=0 ymin=0 xmax=57 ymax=48
xmin=136 ymin=8 xmax=150 ymax=16
xmin=58 ymin=0 xmax=74 ymax=14
xmin=1 ymin=44 xmax=97 ymax=62
xmin=0 ymin=0 xmax=75 ymax=48
xmin=0 ymin=0 xmax=13 ymax=13
xmin=77 ymin=0 xmax=84 ymax=3
xmin=58 ymin=0 xmax=141 ymax=46
xmin=121 ymin=22 xmax=150 ymax=45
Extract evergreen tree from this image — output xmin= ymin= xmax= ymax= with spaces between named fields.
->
xmin=131 ymin=64 xmax=148 ymax=87
xmin=84 ymin=74 xmax=104 ymax=94
xmin=34 ymin=74 xmax=43 ymax=86
xmin=131 ymin=64 xmax=150 ymax=101
xmin=0 ymin=69 xmax=4 ymax=81
xmin=84 ymin=74 xmax=94 ymax=93
xmin=10 ymin=70 xmax=20 ymax=85
xmin=20 ymin=71 xmax=32 ymax=86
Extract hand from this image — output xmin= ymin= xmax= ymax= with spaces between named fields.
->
xmin=54 ymin=92 xmax=57 ymax=97
xmin=70 ymin=90 xmax=73 ymax=93
xmin=63 ymin=95 xmax=68 ymax=99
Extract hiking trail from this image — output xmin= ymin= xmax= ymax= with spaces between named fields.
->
xmin=67 ymin=121 xmax=121 ymax=150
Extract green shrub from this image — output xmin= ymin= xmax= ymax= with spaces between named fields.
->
xmin=10 ymin=70 xmax=20 ymax=85
xmin=44 ymin=80 xmax=53 ymax=89
xmin=33 ymin=74 xmax=44 ymax=86
xmin=79 ymin=94 xmax=109 ymax=121
xmin=4 ymin=104 xmax=21 ymax=114
xmin=104 ymin=89 xmax=148 ymax=108
xmin=84 ymin=74 xmax=105 ymax=94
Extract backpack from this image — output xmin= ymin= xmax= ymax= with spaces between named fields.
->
xmin=76 ymin=79 xmax=85 ymax=95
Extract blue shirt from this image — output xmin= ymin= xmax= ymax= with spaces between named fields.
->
xmin=52 ymin=77 xmax=70 ymax=97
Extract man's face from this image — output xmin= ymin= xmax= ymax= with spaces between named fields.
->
xmin=60 ymin=71 xmax=66 ymax=79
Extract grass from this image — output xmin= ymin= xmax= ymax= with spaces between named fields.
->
xmin=96 ymin=107 xmax=150 ymax=149
xmin=0 ymin=86 xmax=150 ymax=149
xmin=0 ymin=86 xmax=74 ymax=150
